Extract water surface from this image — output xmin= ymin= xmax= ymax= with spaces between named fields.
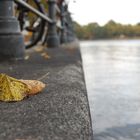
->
xmin=80 ymin=40 xmax=140 ymax=140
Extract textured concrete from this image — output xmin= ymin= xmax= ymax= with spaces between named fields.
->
xmin=0 ymin=46 xmax=93 ymax=140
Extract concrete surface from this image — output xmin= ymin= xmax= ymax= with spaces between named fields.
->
xmin=0 ymin=46 xmax=93 ymax=140
xmin=80 ymin=40 xmax=140 ymax=140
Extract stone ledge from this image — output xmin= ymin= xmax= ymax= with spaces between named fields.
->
xmin=0 ymin=45 xmax=93 ymax=140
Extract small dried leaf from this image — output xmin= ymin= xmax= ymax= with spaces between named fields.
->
xmin=24 ymin=55 xmax=30 ymax=60
xmin=0 ymin=74 xmax=29 ymax=102
xmin=41 ymin=52 xmax=51 ymax=59
xmin=0 ymin=74 xmax=46 ymax=102
xmin=20 ymin=80 xmax=46 ymax=95
xmin=34 ymin=47 xmax=44 ymax=52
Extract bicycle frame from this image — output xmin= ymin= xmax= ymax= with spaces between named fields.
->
xmin=15 ymin=0 xmax=53 ymax=23
xmin=15 ymin=0 xmax=64 ymax=48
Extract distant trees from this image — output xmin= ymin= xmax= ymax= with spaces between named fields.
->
xmin=73 ymin=20 xmax=140 ymax=40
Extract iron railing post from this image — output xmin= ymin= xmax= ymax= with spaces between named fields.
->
xmin=60 ymin=3 xmax=67 ymax=44
xmin=66 ymin=12 xmax=76 ymax=42
xmin=47 ymin=0 xmax=60 ymax=48
xmin=0 ymin=0 xmax=25 ymax=60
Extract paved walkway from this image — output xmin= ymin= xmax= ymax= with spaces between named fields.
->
xmin=80 ymin=40 xmax=140 ymax=140
xmin=0 ymin=46 xmax=93 ymax=140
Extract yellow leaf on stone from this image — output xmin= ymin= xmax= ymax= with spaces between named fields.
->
xmin=20 ymin=80 xmax=46 ymax=95
xmin=0 ymin=74 xmax=30 ymax=102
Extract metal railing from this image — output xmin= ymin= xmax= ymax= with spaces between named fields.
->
xmin=15 ymin=0 xmax=75 ymax=48
xmin=0 ymin=0 xmax=76 ymax=59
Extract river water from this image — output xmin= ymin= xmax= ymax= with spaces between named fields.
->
xmin=80 ymin=40 xmax=140 ymax=140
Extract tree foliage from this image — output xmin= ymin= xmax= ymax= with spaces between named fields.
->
xmin=73 ymin=20 xmax=140 ymax=40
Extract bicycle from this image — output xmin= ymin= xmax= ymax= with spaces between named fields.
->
xmin=14 ymin=0 xmax=63 ymax=49
xmin=14 ymin=0 xmax=47 ymax=49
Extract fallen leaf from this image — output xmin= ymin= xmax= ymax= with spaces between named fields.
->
xmin=34 ymin=47 xmax=44 ymax=52
xmin=20 ymin=80 xmax=45 ymax=95
xmin=0 ymin=74 xmax=46 ymax=102
xmin=41 ymin=52 xmax=51 ymax=59
xmin=0 ymin=74 xmax=29 ymax=102
xmin=24 ymin=55 xmax=30 ymax=60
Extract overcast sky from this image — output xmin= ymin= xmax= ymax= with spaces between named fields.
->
xmin=68 ymin=0 xmax=140 ymax=26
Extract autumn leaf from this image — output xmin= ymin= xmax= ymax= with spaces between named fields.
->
xmin=0 ymin=74 xmax=46 ymax=102
xmin=20 ymin=80 xmax=45 ymax=95
xmin=0 ymin=74 xmax=29 ymax=102
xmin=41 ymin=52 xmax=51 ymax=59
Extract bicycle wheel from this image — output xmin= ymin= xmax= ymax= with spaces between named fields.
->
xmin=15 ymin=0 xmax=46 ymax=49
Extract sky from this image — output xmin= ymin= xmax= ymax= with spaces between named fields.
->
xmin=68 ymin=0 xmax=140 ymax=26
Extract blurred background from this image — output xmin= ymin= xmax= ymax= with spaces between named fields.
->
xmin=68 ymin=0 xmax=140 ymax=140
xmin=69 ymin=0 xmax=140 ymax=40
